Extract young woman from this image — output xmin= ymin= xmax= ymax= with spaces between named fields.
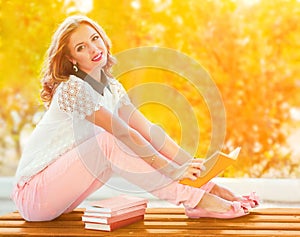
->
xmin=11 ymin=15 xmax=257 ymax=221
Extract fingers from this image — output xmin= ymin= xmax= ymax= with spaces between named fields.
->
xmin=183 ymin=164 xmax=205 ymax=181
xmin=175 ymin=159 xmax=206 ymax=181
xmin=189 ymin=161 xmax=206 ymax=172
xmin=192 ymin=158 xmax=205 ymax=164
xmin=184 ymin=173 xmax=198 ymax=181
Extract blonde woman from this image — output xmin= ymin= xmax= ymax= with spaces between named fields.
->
xmin=11 ymin=15 xmax=256 ymax=221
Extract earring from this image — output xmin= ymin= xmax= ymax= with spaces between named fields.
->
xmin=72 ymin=64 xmax=78 ymax=72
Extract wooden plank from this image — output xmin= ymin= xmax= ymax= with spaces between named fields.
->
xmin=142 ymin=220 xmax=300 ymax=231
xmin=0 ymin=210 xmax=83 ymax=221
xmin=3 ymin=212 xmax=298 ymax=225
xmin=2 ymin=207 xmax=299 ymax=217
xmin=0 ymin=212 xmax=23 ymax=221
xmin=123 ymin=217 xmax=300 ymax=231
xmin=145 ymin=207 xmax=300 ymax=215
xmin=145 ymin=213 xmax=300 ymax=222
xmin=2 ymin=219 xmax=300 ymax=230
xmin=0 ymin=220 xmax=83 ymax=228
xmin=1 ymin=208 xmax=300 ymax=237
xmin=0 ymin=211 xmax=296 ymax=223
xmin=251 ymin=208 xmax=300 ymax=215
xmin=1 ymin=227 xmax=300 ymax=237
xmin=142 ymin=221 xmax=300 ymax=230
xmin=145 ymin=208 xmax=185 ymax=214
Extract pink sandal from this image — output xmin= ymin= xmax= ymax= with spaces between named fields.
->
xmin=241 ymin=192 xmax=260 ymax=208
xmin=185 ymin=201 xmax=249 ymax=219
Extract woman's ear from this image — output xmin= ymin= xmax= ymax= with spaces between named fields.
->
xmin=66 ymin=55 xmax=76 ymax=65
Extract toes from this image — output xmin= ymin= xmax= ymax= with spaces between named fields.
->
xmin=232 ymin=201 xmax=250 ymax=214
xmin=242 ymin=192 xmax=260 ymax=207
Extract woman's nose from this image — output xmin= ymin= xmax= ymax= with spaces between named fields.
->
xmin=88 ymin=43 xmax=98 ymax=54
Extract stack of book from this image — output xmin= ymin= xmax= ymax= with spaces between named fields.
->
xmin=82 ymin=194 xmax=148 ymax=231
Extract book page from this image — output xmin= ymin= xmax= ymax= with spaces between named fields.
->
xmin=202 ymin=147 xmax=241 ymax=176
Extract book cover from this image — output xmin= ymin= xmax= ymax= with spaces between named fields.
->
xmin=82 ymin=208 xmax=146 ymax=224
xmin=179 ymin=147 xmax=241 ymax=188
xmin=84 ymin=204 xmax=147 ymax=218
xmin=86 ymin=194 xmax=148 ymax=213
xmin=84 ymin=214 xmax=144 ymax=231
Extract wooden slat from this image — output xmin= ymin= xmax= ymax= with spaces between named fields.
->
xmin=145 ymin=213 xmax=300 ymax=222
xmin=0 ymin=210 xmax=83 ymax=221
xmin=1 ymin=208 xmax=300 ymax=236
xmin=251 ymin=208 xmax=300 ymax=215
xmin=0 ymin=220 xmax=83 ymax=228
xmin=3 ymin=219 xmax=300 ymax=230
xmin=2 ymin=227 xmax=300 ymax=237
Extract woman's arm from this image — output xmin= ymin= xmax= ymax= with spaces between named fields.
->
xmin=86 ymin=106 xmax=203 ymax=180
xmin=118 ymin=103 xmax=198 ymax=166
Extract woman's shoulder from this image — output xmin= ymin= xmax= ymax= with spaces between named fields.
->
xmin=56 ymin=75 xmax=96 ymax=98
xmin=60 ymin=75 xmax=93 ymax=89
xmin=107 ymin=77 xmax=126 ymax=89
xmin=66 ymin=75 xmax=85 ymax=84
xmin=107 ymin=76 xmax=118 ymax=84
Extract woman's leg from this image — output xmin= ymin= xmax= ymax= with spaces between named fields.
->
xmin=93 ymin=132 xmax=206 ymax=209
xmin=12 ymin=131 xmax=242 ymax=221
xmin=100 ymin=133 xmax=245 ymax=217
xmin=12 ymin=132 xmax=114 ymax=221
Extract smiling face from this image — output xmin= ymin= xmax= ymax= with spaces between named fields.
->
xmin=67 ymin=23 xmax=108 ymax=74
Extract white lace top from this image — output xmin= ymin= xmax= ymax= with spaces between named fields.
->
xmin=14 ymin=75 xmax=130 ymax=186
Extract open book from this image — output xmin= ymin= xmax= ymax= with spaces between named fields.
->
xmin=179 ymin=147 xmax=241 ymax=188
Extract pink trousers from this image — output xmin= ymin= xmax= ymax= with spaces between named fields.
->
xmin=12 ymin=132 xmax=215 ymax=221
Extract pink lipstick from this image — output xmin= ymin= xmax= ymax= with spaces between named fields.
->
xmin=92 ymin=52 xmax=103 ymax=62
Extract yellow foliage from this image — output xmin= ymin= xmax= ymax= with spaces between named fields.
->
xmin=1 ymin=0 xmax=300 ymax=177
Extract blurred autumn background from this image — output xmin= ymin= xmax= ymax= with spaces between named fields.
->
xmin=1 ymin=0 xmax=300 ymax=178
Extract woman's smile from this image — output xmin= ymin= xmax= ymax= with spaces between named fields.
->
xmin=92 ymin=52 xmax=103 ymax=62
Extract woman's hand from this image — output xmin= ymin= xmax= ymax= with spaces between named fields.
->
xmin=170 ymin=158 xmax=206 ymax=181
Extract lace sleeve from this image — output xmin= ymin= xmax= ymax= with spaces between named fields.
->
xmin=110 ymin=79 xmax=131 ymax=108
xmin=57 ymin=77 xmax=103 ymax=119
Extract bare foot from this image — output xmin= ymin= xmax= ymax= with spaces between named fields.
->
xmin=210 ymin=184 xmax=242 ymax=202
xmin=195 ymin=192 xmax=232 ymax=213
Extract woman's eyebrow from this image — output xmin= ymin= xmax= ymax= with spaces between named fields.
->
xmin=74 ymin=33 xmax=98 ymax=49
xmin=74 ymin=41 xmax=83 ymax=49
xmin=90 ymin=33 xmax=98 ymax=39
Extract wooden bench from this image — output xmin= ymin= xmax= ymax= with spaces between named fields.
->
xmin=1 ymin=208 xmax=300 ymax=236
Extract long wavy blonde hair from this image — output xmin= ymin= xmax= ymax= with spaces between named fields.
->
xmin=40 ymin=15 xmax=116 ymax=107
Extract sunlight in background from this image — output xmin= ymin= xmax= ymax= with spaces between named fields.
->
xmin=235 ymin=0 xmax=260 ymax=6
xmin=1 ymin=0 xmax=300 ymax=178
xmin=131 ymin=0 xmax=141 ymax=10
xmin=65 ymin=0 xmax=93 ymax=13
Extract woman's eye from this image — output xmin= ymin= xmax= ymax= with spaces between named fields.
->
xmin=76 ymin=45 xmax=85 ymax=52
xmin=92 ymin=35 xmax=100 ymax=41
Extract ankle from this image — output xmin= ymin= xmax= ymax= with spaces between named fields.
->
xmin=196 ymin=192 xmax=232 ymax=213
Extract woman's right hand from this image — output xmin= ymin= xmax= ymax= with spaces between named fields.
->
xmin=169 ymin=159 xmax=206 ymax=181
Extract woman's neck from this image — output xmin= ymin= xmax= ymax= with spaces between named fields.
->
xmin=72 ymin=69 xmax=109 ymax=95
xmin=89 ymin=69 xmax=102 ymax=83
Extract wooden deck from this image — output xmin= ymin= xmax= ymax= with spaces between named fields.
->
xmin=1 ymin=208 xmax=300 ymax=236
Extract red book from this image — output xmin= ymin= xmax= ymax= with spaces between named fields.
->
xmin=86 ymin=194 xmax=148 ymax=213
xmin=82 ymin=207 xmax=146 ymax=224
xmin=84 ymin=204 xmax=147 ymax=218
xmin=84 ymin=214 xmax=144 ymax=231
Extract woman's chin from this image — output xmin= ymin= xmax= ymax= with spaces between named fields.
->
xmin=83 ymin=64 xmax=105 ymax=74
xmin=93 ymin=62 xmax=106 ymax=71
